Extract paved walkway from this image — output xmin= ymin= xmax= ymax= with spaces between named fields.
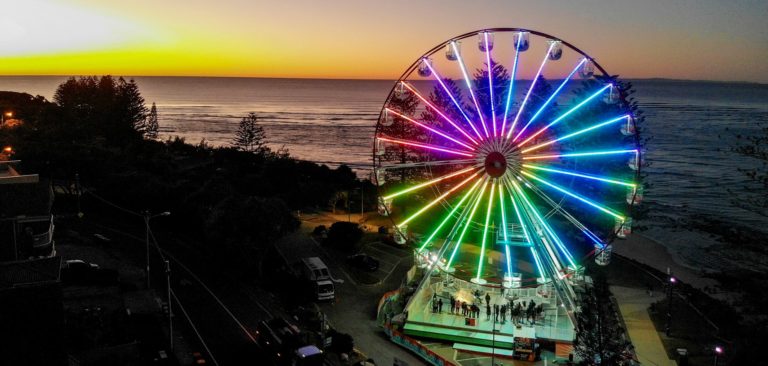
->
xmin=611 ymin=286 xmax=676 ymax=366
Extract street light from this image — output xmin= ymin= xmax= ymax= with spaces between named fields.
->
xmin=144 ymin=210 xmax=170 ymax=288
xmin=665 ymin=275 xmax=676 ymax=336
xmin=1 ymin=111 xmax=12 ymax=125
xmin=713 ymin=345 xmax=723 ymax=366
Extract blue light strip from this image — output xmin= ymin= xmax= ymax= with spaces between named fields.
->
xmin=521 ymin=114 xmax=629 ymax=154
xmin=520 ymin=171 xmax=625 ymax=220
xmin=509 ymin=177 xmax=577 ymax=269
xmin=515 ymin=84 xmax=612 ymax=144
xmin=506 ymin=42 xmax=555 ymax=139
xmin=500 ymin=32 xmax=522 ymax=137
xmin=512 ymin=58 xmax=587 ymax=141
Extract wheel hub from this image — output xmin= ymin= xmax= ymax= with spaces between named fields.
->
xmin=484 ymin=151 xmax=507 ymax=178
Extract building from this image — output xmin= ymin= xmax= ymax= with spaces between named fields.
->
xmin=0 ymin=160 xmax=56 ymax=262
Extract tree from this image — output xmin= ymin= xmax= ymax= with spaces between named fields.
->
xmin=574 ymin=275 xmax=631 ymax=365
xmin=144 ymin=102 xmax=159 ymax=139
xmin=52 ymin=75 xmax=148 ymax=145
xmin=233 ymin=112 xmax=268 ymax=154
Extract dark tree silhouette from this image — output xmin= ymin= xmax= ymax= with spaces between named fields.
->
xmin=574 ymin=275 xmax=631 ymax=365
xmin=144 ymin=102 xmax=159 ymax=139
xmin=233 ymin=112 xmax=268 ymax=154
xmin=52 ymin=75 xmax=148 ymax=145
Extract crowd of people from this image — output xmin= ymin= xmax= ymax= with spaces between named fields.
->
xmin=430 ymin=290 xmax=545 ymax=326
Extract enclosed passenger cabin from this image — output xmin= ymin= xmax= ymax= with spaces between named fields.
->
xmin=417 ymin=58 xmax=432 ymax=77
xmin=514 ymin=32 xmax=530 ymax=52
xmin=548 ymin=41 xmax=563 ymax=60
xmin=445 ymin=41 xmax=460 ymax=61
xmin=478 ymin=32 xmax=494 ymax=52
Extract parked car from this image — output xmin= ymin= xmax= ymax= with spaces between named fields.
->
xmin=346 ymin=254 xmax=379 ymax=272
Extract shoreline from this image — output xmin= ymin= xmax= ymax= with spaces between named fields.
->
xmin=612 ymin=232 xmax=719 ymax=291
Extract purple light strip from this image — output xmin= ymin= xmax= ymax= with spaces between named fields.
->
xmin=484 ymin=32 xmax=496 ymax=137
xmin=377 ymin=136 xmax=475 ymax=157
xmin=452 ymin=41 xmax=489 ymax=138
xmin=385 ymin=108 xmax=475 ymax=151
xmin=401 ymin=82 xmax=480 ymax=146
xmin=423 ymin=60 xmax=484 ymax=141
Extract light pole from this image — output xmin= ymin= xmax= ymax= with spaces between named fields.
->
xmin=665 ymin=275 xmax=676 ymax=336
xmin=713 ymin=345 xmax=723 ymax=366
xmin=166 ymin=259 xmax=173 ymax=351
xmin=144 ymin=210 xmax=170 ymax=289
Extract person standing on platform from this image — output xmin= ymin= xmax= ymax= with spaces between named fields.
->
xmin=501 ymin=304 xmax=507 ymax=323
xmin=485 ymin=292 xmax=491 ymax=306
xmin=438 ymin=298 xmax=443 ymax=313
xmin=461 ymin=301 xmax=467 ymax=316
xmin=494 ymin=304 xmax=499 ymax=322
xmin=449 ymin=296 xmax=455 ymax=314
xmin=486 ymin=303 xmax=491 ymax=320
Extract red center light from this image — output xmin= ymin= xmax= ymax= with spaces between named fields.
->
xmin=484 ymin=151 xmax=507 ymax=178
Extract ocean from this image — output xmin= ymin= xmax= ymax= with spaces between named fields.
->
xmin=2 ymin=76 xmax=767 ymax=274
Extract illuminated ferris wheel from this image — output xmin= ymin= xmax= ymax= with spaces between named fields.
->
xmin=372 ymin=28 xmax=643 ymax=297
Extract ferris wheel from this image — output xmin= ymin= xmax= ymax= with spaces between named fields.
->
xmin=372 ymin=28 xmax=643 ymax=293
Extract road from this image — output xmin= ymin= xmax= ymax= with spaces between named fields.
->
xmin=83 ymin=219 xmax=270 ymax=365
xmin=277 ymin=223 xmax=425 ymax=366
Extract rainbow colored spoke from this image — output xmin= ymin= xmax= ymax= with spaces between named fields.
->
xmin=509 ymin=191 xmax=546 ymax=282
xmin=418 ymin=178 xmax=484 ymax=252
xmin=505 ymin=178 xmax=566 ymax=273
xmin=377 ymin=136 xmax=474 ymax=157
xmin=519 ymin=171 xmax=625 ymax=220
xmin=398 ymin=172 xmax=480 ymax=226
xmin=423 ymin=60 xmax=484 ymax=141
xmin=522 ymin=149 xmax=639 ymax=161
xmin=451 ymin=41 xmax=489 ymax=138
xmin=529 ymin=247 xmax=546 ymax=283
xmin=383 ymin=166 xmax=477 ymax=200
xmin=507 ymin=177 xmax=575 ymax=271
xmin=500 ymin=32 xmax=523 ymax=137
xmin=447 ymin=178 xmax=489 ymax=269
xmin=483 ymin=32 xmax=497 ymax=136
xmin=385 ymin=108 xmax=475 ymax=151
xmin=521 ymin=114 xmax=630 ymax=154
xmin=522 ymin=178 xmax=605 ymax=248
xmin=522 ymin=164 xmax=637 ymax=187
xmin=505 ymin=42 xmax=555 ymax=139
xmin=498 ymin=182 xmax=512 ymax=276
xmin=380 ymin=159 xmax=476 ymax=169
xmin=512 ymin=58 xmax=587 ymax=141
xmin=475 ymin=181 xmax=496 ymax=281
xmin=401 ymin=82 xmax=480 ymax=145
xmin=515 ymin=83 xmax=612 ymax=145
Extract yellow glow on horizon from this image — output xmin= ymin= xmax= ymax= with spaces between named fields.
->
xmin=0 ymin=0 xmax=766 ymax=82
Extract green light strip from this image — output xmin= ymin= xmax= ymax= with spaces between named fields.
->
xmin=398 ymin=172 xmax=479 ymax=226
xmin=475 ymin=182 xmax=496 ymax=281
xmin=522 ymin=164 xmax=636 ymax=188
xmin=508 ymin=178 xmax=575 ymax=270
xmin=447 ymin=178 xmax=489 ymax=269
xmin=417 ymin=178 xmax=483 ymax=252
xmin=383 ymin=166 xmax=476 ymax=200
xmin=498 ymin=184 xmax=512 ymax=276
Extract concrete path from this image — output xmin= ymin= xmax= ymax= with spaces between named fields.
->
xmin=611 ymin=286 xmax=676 ymax=366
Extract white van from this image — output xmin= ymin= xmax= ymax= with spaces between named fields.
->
xmin=299 ymin=257 xmax=335 ymax=301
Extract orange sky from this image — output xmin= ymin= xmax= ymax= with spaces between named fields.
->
xmin=1 ymin=0 xmax=767 ymax=82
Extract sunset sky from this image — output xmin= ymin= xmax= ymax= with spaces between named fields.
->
xmin=1 ymin=0 xmax=766 ymax=82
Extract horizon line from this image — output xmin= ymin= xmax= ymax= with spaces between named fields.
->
xmin=0 ymin=74 xmax=765 ymax=86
